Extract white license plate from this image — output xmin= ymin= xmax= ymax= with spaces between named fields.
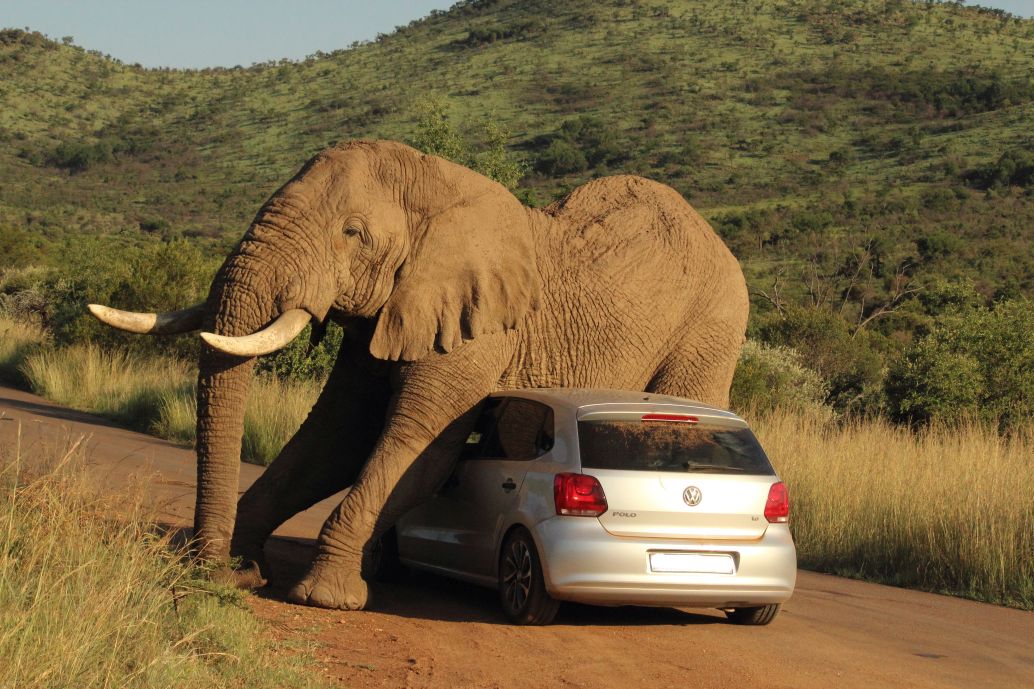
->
xmin=649 ymin=552 xmax=735 ymax=574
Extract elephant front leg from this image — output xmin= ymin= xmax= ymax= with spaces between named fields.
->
xmin=286 ymin=334 xmax=514 ymax=610
xmin=228 ymin=332 xmax=389 ymax=589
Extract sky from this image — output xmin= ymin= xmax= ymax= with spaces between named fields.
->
xmin=1 ymin=0 xmax=1032 ymax=69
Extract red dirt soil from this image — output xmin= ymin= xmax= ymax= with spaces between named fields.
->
xmin=2 ymin=384 xmax=1031 ymax=689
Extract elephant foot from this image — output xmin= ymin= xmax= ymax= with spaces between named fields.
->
xmin=287 ymin=560 xmax=369 ymax=610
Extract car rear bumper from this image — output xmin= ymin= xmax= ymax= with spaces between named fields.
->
xmin=532 ymin=516 xmax=797 ymax=608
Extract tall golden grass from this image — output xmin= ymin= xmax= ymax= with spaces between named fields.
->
xmin=0 ymin=430 xmax=327 ymax=689
xmin=754 ymin=410 xmax=1034 ymax=608
xmin=0 ymin=316 xmax=47 ymax=385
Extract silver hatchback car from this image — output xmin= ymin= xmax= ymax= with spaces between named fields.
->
xmin=392 ymin=389 xmax=797 ymax=625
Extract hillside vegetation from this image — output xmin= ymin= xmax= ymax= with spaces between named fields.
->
xmin=1 ymin=0 xmax=1032 ymax=421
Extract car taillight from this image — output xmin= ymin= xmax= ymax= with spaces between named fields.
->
xmin=764 ymin=481 xmax=790 ymax=523
xmin=554 ymin=473 xmax=608 ymax=517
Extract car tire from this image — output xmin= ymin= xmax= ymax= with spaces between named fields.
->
xmin=499 ymin=529 xmax=560 ymax=625
xmin=724 ymin=604 xmax=781 ymax=625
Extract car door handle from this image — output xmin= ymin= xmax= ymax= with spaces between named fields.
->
xmin=501 ymin=479 xmax=517 ymax=492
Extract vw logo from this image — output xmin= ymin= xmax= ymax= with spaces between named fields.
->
xmin=683 ymin=486 xmax=702 ymax=507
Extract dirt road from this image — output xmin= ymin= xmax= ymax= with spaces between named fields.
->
xmin=2 ymin=384 xmax=1031 ymax=689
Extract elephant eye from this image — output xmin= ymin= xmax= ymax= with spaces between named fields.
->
xmin=343 ymin=226 xmax=361 ymax=238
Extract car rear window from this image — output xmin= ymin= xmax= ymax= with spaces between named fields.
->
xmin=577 ymin=420 xmax=775 ymax=475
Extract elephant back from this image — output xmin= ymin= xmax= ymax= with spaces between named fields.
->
xmin=541 ymin=175 xmax=739 ymax=283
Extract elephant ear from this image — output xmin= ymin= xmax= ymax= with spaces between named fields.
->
xmin=369 ymin=202 xmax=541 ymax=361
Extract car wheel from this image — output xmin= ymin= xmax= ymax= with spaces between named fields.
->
xmin=725 ymin=604 xmax=781 ymax=625
xmin=499 ymin=529 xmax=560 ymax=625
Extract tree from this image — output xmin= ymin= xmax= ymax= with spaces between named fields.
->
xmin=410 ymin=99 xmax=465 ymax=164
xmin=757 ymin=306 xmax=887 ymax=413
xmin=409 ymin=98 xmax=524 ymax=190
xmin=886 ymin=298 xmax=1034 ymax=429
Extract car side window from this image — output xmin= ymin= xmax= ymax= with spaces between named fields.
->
xmin=460 ymin=397 xmax=507 ymax=460
xmin=476 ymin=398 xmax=554 ymax=461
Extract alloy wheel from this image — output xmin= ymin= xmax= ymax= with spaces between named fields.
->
xmin=502 ymin=538 xmax=533 ymax=612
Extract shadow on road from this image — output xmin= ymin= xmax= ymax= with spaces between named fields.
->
xmin=0 ymin=394 xmax=129 ymax=430
xmin=253 ymin=534 xmax=723 ymax=627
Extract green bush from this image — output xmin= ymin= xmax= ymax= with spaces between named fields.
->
xmin=916 ymin=230 xmax=962 ymax=262
xmin=256 ymin=321 xmax=343 ymax=381
xmin=4 ymin=239 xmax=218 ymax=360
xmin=887 ymin=298 xmax=1034 ymax=428
xmin=534 ymin=115 xmax=627 ymax=177
xmin=757 ymin=306 xmax=886 ymax=413
xmin=731 ymin=340 xmax=830 ymax=415
xmin=535 ymin=138 xmax=587 ymax=175
xmin=48 ymin=138 xmax=116 ymax=172
xmin=964 ymin=148 xmax=1034 ymax=190
xmin=0 ymin=225 xmax=39 ymax=268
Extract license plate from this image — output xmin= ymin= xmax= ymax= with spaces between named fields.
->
xmin=649 ymin=552 xmax=735 ymax=574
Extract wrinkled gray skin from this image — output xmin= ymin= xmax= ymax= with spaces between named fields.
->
xmin=143 ymin=140 xmax=748 ymax=610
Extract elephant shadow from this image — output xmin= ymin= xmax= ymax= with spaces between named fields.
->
xmin=248 ymin=534 xmax=723 ymax=627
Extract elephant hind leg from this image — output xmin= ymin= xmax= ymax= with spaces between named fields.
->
xmin=646 ymin=321 xmax=744 ymax=409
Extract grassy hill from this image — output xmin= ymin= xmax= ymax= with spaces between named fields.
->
xmin=0 ymin=0 xmax=1031 ymax=390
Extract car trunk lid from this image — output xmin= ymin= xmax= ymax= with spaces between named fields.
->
xmin=593 ymin=471 xmax=776 ymax=539
xmin=576 ymin=409 xmax=777 ymax=540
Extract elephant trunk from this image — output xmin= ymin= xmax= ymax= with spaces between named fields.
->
xmin=192 ymin=249 xmax=279 ymax=561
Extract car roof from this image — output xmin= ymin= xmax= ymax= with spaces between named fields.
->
xmin=489 ymin=388 xmax=744 ymax=421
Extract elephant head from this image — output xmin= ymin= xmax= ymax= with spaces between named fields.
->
xmin=90 ymin=140 xmax=541 ymax=562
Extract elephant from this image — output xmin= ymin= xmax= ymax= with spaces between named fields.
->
xmin=88 ymin=139 xmax=749 ymax=610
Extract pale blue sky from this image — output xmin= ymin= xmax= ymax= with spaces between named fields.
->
xmin=2 ymin=0 xmax=1031 ymax=69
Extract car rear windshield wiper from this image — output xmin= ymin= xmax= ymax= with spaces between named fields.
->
xmin=681 ymin=462 xmax=746 ymax=472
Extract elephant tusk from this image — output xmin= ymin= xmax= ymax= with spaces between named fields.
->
xmin=87 ymin=302 xmax=206 ymax=335
xmin=200 ymin=309 xmax=311 ymax=357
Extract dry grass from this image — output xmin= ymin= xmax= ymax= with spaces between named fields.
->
xmin=21 ymin=343 xmax=193 ymax=430
xmin=754 ymin=409 xmax=1034 ymax=609
xmin=0 ymin=316 xmax=47 ymax=386
xmin=148 ymin=369 xmax=321 ymax=466
xmin=4 ymin=320 xmax=320 ymax=466
xmin=0 ymin=429 xmax=327 ymax=689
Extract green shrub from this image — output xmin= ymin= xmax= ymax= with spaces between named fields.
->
xmin=535 ymin=138 xmax=587 ymax=175
xmin=256 ymin=321 xmax=343 ymax=381
xmin=731 ymin=340 xmax=830 ymax=415
xmin=33 ymin=239 xmax=217 ymax=360
xmin=887 ymin=298 xmax=1034 ymax=428
xmin=0 ymin=225 xmax=38 ymax=268
xmin=964 ymin=148 xmax=1034 ymax=190
xmin=757 ymin=306 xmax=886 ymax=413
xmin=916 ymin=230 xmax=962 ymax=262
xmin=48 ymin=138 xmax=116 ymax=172
xmin=535 ymin=115 xmax=626 ymax=176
